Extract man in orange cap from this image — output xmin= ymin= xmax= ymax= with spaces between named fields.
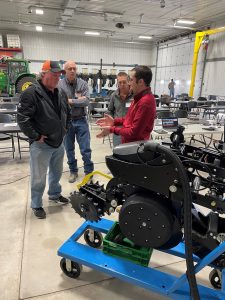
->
xmin=18 ymin=60 xmax=71 ymax=219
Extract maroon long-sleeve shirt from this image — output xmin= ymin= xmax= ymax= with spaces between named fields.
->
xmin=110 ymin=87 xmax=156 ymax=143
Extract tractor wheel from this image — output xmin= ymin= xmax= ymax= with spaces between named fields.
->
xmin=16 ymin=76 xmax=36 ymax=93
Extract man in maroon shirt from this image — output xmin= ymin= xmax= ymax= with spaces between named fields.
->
xmin=96 ymin=65 xmax=156 ymax=143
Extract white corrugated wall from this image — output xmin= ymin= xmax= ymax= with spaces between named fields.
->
xmin=153 ymin=22 xmax=225 ymax=99
xmin=154 ymin=38 xmax=205 ymax=98
xmin=16 ymin=31 xmax=157 ymax=92
xmin=202 ymin=30 xmax=225 ymax=97
xmin=19 ymin=31 xmax=155 ymax=70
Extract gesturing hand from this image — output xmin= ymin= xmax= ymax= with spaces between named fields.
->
xmin=96 ymin=114 xmax=114 ymax=127
xmin=96 ymin=127 xmax=111 ymax=139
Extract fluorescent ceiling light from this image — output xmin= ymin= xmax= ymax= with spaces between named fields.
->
xmin=173 ymin=25 xmax=194 ymax=30
xmin=35 ymin=8 xmax=44 ymax=15
xmin=85 ymin=31 xmax=100 ymax=36
xmin=138 ymin=35 xmax=152 ymax=39
xmin=160 ymin=80 xmax=164 ymax=84
xmin=176 ymin=19 xmax=196 ymax=25
xmin=112 ymin=40 xmax=149 ymax=45
xmin=36 ymin=25 xmax=43 ymax=31
xmin=125 ymin=41 xmax=146 ymax=44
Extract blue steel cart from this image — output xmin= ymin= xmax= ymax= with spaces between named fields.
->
xmin=58 ymin=218 xmax=225 ymax=300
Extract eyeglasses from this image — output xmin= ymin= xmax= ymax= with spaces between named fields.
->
xmin=67 ymin=67 xmax=76 ymax=71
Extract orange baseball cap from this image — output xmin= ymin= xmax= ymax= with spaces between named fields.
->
xmin=42 ymin=60 xmax=65 ymax=74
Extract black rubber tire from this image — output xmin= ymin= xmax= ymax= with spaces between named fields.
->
xmin=60 ymin=258 xmax=81 ymax=279
xmin=16 ymin=76 xmax=36 ymax=93
xmin=209 ymin=269 xmax=221 ymax=289
xmin=84 ymin=229 xmax=103 ymax=248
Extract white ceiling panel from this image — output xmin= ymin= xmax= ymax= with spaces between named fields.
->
xmin=0 ymin=0 xmax=225 ymax=44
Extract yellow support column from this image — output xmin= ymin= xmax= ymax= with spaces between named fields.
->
xmin=189 ymin=33 xmax=204 ymax=97
xmin=189 ymin=27 xmax=225 ymax=97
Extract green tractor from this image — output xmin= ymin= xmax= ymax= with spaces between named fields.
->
xmin=0 ymin=57 xmax=36 ymax=96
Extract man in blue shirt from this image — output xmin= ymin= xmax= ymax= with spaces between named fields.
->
xmin=58 ymin=60 xmax=94 ymax=183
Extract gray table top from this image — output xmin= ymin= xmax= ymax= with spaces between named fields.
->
xmin=0 ymin=123 xmax=21 ymax=133
xmin=156 ymin=107 xmax=170 ymax=112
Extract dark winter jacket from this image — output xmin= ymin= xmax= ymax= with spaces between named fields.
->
xmin=17 ymin=81 xmax=71 ymax=148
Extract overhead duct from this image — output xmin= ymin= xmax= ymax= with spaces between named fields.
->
xmin=66 ymin=0 xmax=82 ymax=9
xmin=60 ymin=0 xmax=81 ymax=31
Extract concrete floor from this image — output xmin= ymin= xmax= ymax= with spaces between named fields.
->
xmin=0 ymin=127 xmax=215 ymax=300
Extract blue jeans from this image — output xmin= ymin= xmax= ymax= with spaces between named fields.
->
xmin=30 ymin=142 xmax=65 ymax=208
xmin=170 ymin=89 xmax=175 ymax=97
xmin=64 ymin=118 xmax=94 ymax=174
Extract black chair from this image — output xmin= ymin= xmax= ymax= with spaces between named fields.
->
xmin=103 ymin=134 xmax=113 ymax=149
xmin=0 ymin=114 xmax=15 ymax=158
xmin=0 ymin=103 xmax=17 ymax=109
xmin=197 ymin=96 xmax=207 ymax=104
xmin=88 ymin=102 xmax=105 ymax=129
xmin=180 ymin=93 xmax=189 ymax=101
xmin=0 ymin=103 xmax=17 ymax=121
xmin=174 ymin=109 xmax=188 ymax=118
xmin=187 ymin=101 xmax=200 ymax=120
xmin=208 ymin=95 xmax=217 ymax=100
xmin=187 ymin=101 xmax=197 ymax=111
xmin=157 ymin=111 xmax=174 ymax=119
xmin=154 ymin=95 xmax=160 ymax=107
xmin=160 ymin=96 xmax=171 ymax=107
xmin=176 ymin=95 xmax=182 ymax=100
xmin=17 ymin=133 xmax=29 ymax=159
xmin=94 ymin=97 xmax=104 ymax=102
xmin=217 ymin=101 xmax=225 ymax=106
xmin=197 ymin=97 xmax=208 ymax=118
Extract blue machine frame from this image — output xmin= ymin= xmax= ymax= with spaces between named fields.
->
xmin=58 ymin=218 xmax=225 ymax=300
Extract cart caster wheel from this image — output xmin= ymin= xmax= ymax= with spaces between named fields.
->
xmin=84 ymin=229 xmax=103 ymax=248
xmin=209 ymin=269 xmax=221 ymax=289
xmin=60 ymin=258 xmax=82 ymax=279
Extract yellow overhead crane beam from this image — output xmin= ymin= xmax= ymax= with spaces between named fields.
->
xmin=189 ymin=26 xmax=225 ymax=97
